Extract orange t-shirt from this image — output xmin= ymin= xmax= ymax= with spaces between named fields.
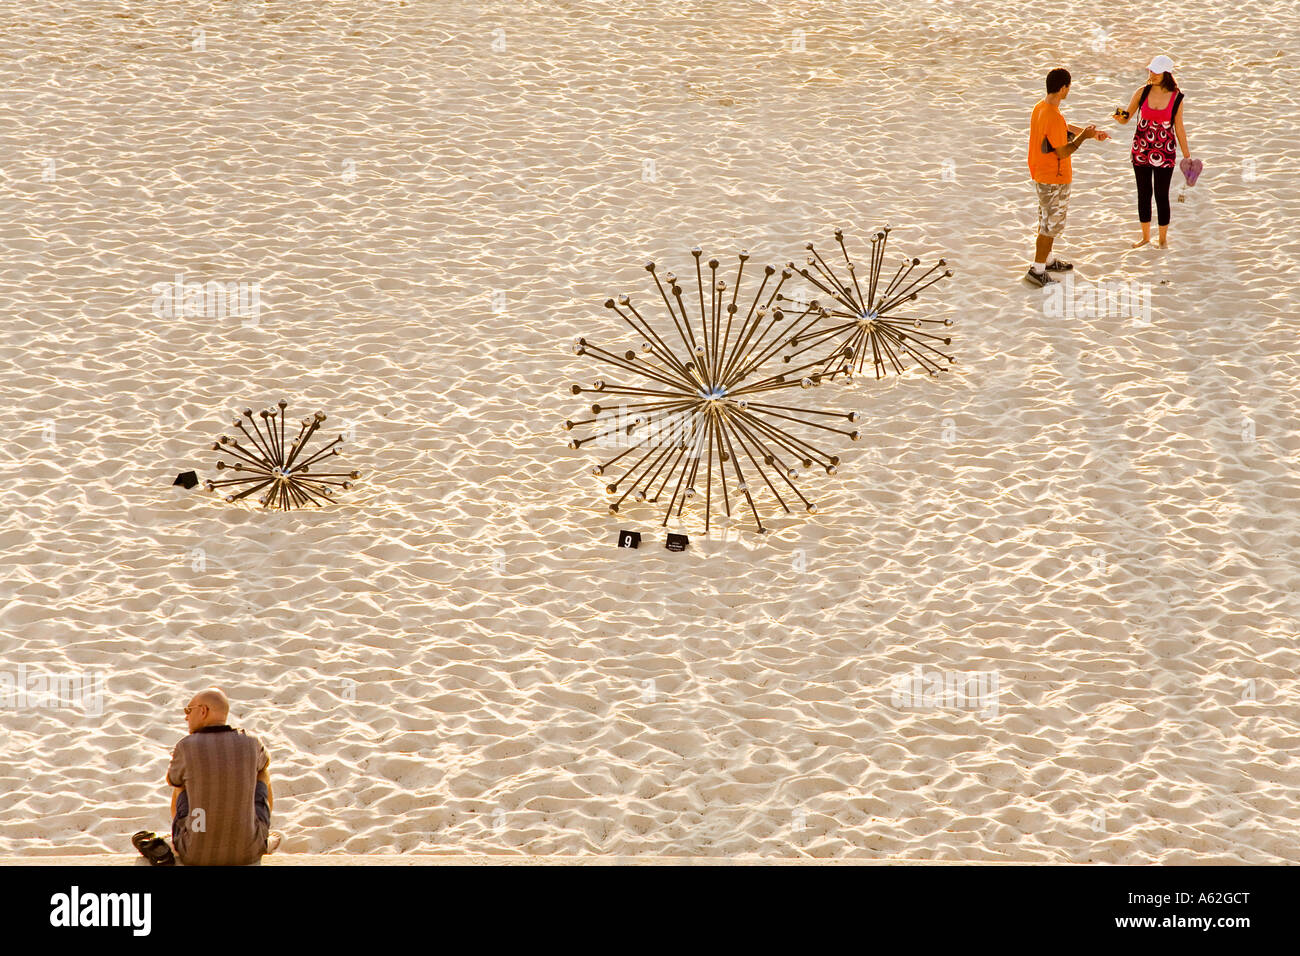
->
xmin=1028 ymin=99 xmax=1071 ymax=184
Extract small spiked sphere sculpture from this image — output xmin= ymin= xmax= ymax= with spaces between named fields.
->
xmin=779 ymin=227 xmax=955 ymax=381
xmin=563 ymin=247 xmax=864 ymax=534
xmin=205 ymin=401 xmax=360 ymax=510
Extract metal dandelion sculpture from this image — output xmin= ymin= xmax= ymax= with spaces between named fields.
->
xmin=564 ymin=247 xmax=864 ymax=534
xmin=205 ymin=401 xmax=360 ymax=510
xmin=778 ymin=227 xmax=954 ymax=381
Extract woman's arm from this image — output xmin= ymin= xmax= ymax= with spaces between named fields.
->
xmin=1174 ymin=105 xmax=1190 ymax=156
xmin=1113 ymin=87 xmax=1144 ymax=124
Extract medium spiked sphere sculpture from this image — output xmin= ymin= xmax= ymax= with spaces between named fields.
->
xmin=779 ymin=227 xmax=954 ymax=381
xmin=205 ymin=401 xmax=360 ymax=510
xmin=564 ymin=247 xmax=864 ymax=534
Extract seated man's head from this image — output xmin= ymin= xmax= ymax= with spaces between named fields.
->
xmin=184 ymin=687 xmax=230 ymax=733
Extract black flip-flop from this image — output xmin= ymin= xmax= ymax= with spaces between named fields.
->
xmin=132 ymin=830 xmax=176 ymax=866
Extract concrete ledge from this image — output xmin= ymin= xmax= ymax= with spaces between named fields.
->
xmin=0 ymin=854 xmax=1041 ymax=866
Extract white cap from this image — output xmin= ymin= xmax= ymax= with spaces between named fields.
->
xmin=1147 ymin=54 xmax=1175 ymax=74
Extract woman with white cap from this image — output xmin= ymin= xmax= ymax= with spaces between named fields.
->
xmin=1113 ymin=54 xmax=1192 ymax=248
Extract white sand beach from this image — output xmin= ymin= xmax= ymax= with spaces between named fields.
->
xmin=0 ymin=0 xmax=1297 ymax=863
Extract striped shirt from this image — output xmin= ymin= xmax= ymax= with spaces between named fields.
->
xmin=166 ymin=726 xmax=269 ymax=866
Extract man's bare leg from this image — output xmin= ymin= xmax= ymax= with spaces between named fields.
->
xmin=1035 ymin=234 xmax=1054 ymax=265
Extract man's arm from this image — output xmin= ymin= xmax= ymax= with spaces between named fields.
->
xmin=1050 ymin=125 xmax=1097 ymax=157
xmin=166 ymin=746 xmax=185 ymax=819
xmin=258 ymin=765 xmax=273 ymax=811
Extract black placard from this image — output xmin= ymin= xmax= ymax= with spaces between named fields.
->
xmin=665 ymin=533 xmax=688 ymax=552
xmin=616 ymin=530 xmax=641 ymax=549
xmin=173 ymin=471 xmax=198 ymax=489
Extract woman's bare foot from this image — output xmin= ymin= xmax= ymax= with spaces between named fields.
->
xmin=1132 ymin=237 xmax=1150 ymax=248
xmin=1157 ymin=239 xmax=1169 ymax=249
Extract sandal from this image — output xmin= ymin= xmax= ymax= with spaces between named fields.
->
xmin=132 ymin=830 xmax=176 ymax=866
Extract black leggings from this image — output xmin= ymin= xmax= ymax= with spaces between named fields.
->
xmin=1134 ymin=163 xmax=1174 ymax=227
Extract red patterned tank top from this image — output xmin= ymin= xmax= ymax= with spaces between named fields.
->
xmin=1131 ymin=86 xmax=1182 ymax=168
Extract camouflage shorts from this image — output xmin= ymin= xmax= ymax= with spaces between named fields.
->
xmin=1034 ymin=181 xmax=1071 ymax=238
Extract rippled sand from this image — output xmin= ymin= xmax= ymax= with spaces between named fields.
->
xmin=0 ymin=0 xmax=1297 ymax=862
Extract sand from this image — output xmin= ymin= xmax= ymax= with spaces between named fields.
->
xmin=0 ymin=0 xmax=1297 ymax=863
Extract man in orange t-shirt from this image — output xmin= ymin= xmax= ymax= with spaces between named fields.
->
xmin=1026 ymin=68 xmax=1110 ymax=286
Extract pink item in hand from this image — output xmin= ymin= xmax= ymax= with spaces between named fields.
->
xmin=1180 ymin=157 xmax=1204 ymax=186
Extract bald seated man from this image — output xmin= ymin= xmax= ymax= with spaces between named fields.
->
xmin=161 ymin=688 xmax=275 ymax=865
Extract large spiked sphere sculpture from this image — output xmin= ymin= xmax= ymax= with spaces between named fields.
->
xmin=205 ymin=401 xmax=360 ymax=510
xmin=779 ymin=227 xmax=955 ymax=381
xmin=564 ymin=247 xmax=864 ymax=534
